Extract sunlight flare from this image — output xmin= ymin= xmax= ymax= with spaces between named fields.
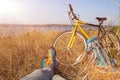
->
xmin=0 ymin=0 xmax=20 ymax=15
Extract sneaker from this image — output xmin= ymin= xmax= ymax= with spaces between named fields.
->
xmin=42 ymin=47 xmax=58 ymax=69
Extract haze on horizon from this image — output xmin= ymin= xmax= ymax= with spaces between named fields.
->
xmin=0 ymin=0 xmax=120 ymax=25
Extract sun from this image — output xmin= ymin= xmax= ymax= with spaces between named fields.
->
xmin=0 ymin=0 xmax=20 ymax=15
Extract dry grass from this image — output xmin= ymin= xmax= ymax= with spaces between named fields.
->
xmin=0 ymin=30 xmax=59 ymax=80
xmin=0 ymin=28 xmax=120 ymax=80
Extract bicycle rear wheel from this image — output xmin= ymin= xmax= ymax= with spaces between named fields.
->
xmin=53 ymin=31 xmax=87 ymax=65
xmin=104 ymin=31 xmax=120 ymax=55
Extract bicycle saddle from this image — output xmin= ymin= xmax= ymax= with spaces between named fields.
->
xmin=96 ymin=17 xmax=107 ymax=22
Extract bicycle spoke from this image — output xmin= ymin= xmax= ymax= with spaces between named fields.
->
xmin=57 ymin=48 xmax=67 ymax=60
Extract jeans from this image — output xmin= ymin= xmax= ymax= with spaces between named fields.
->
xmin=20 ymin=67 xmax=66 ymax=80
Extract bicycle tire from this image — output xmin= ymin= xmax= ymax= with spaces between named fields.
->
xmin=103 ymin=31 xmax=120 ymax=56
xmin=53 ymin=31 xmax=87 ymax=65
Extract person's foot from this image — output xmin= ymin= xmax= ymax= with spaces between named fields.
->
xmin=42 ymin=47 xmax=58 ymax=73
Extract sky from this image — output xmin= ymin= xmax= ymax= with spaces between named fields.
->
xmin=0 ymin=0 xmax=120 ymax=25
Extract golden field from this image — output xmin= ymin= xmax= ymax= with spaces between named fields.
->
xmin=0 ymin=27 xmax=120 ymax=80
xmin=0 ymin=29 xmax=59 ymax=80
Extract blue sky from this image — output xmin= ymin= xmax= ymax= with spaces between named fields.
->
xmin=0 ymin=0 xmax=120 ymax=24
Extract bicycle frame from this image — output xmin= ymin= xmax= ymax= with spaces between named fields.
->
xmin=67 ymin=20 xmax=90 ymax=48
xmin=67 ymin=19 xmax=109 ymax=49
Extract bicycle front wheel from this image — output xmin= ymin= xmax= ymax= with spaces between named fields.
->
xmin=53 ymin=31 xmax=87 ymax=65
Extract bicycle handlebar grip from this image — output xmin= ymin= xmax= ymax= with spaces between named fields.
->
xmin=69 ymin=4 xmax=73 ymax=12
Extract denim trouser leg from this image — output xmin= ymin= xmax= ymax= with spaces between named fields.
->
xmin=20 ymin=67 xmax=53 ymax=80
xmin=20 ymin=67 xmax=66 ymax=80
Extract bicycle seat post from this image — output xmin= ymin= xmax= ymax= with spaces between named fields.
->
xmin=96 ymin=17 xmax=107 ymax=44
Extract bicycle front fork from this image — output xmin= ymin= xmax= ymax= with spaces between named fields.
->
xmin=67 ymin=27 xmax=77 ymax=48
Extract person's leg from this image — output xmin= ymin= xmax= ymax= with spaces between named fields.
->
xmin=20 ymin=67 xmax=53 ymax=80
xmin=20 ymin=47 xmax=66 ymax=80
xmin=20 ymin=47 xmax=57 ymax=80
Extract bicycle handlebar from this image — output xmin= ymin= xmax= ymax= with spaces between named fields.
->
xmin=65 ymin=3 xmax=78 ymax=20
xmin=65 ymin=3 xmax=73 ymax=12
xmin=65 ymin=3 xmax=100 ymax=27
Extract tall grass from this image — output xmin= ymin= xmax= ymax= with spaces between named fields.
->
xmin=111 ymin=26 xmax=120 ymax=35
xmin=0 ymin=27 xmax=120 ymax=80
xmin=0 ymin=30 xmax=59 ymax=80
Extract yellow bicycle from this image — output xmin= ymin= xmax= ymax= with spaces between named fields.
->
xmin=53 ymin=3 xmax=120 ymax=66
